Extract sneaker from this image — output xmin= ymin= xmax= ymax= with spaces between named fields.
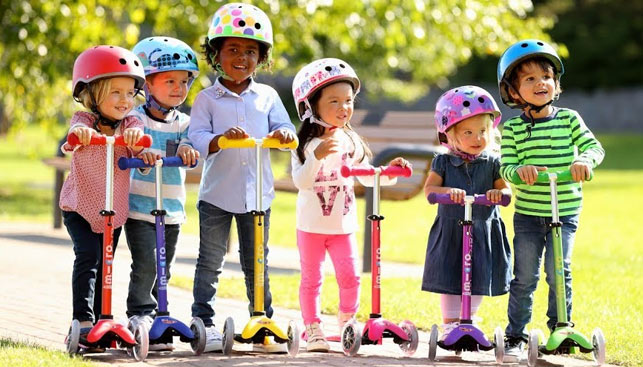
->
xmin=440 ymin=322 xmax=459 ymax=342
xmin=253 ymin=336 xmax=288 ymax=353
xmin=74 ymin=327 xmax=105 ymax=353
xmin=337 ymin=311 xmax=356 ymax=335
xmin=130 ymin=315 xmax=154 ymax=330
xmin=149 ymin=343 xmax=175 ymax=352
xmin=203 ymin=325 xmax=223 ymax=353
xmin=305 ymin=323 xmax=329 ymax=352
xmin=504 ymin=336 xmax=526 ymax=361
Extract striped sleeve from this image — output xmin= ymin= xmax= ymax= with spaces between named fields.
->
xmin=569 ymin=111 xmax=605 ymax=168
xmin=500 ymin=117 xmax=521 ymax=182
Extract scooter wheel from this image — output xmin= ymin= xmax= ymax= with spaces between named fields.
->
xmin=494 ymin=326 xmax=505 ymax=364
xmin=190 ymin=317 xmax=206 ymax=355
xmin=287 ymin=320 xmax=300 ymax=357
xmin=428 ymin=324 xmax=438 ymax=361
xmin=398 ymin=320 xmax=418 ymax=356
xmin=341 ymin=320 xmax=361 ymax=357
xmin=66 ymin=320 xmax=80 ymax=355
xmin=222 ymin=317 xmax=235 ymax=356
xmin=527 ymin=329 xmax=540 ymax=367
xmin=130 ymin=321 xmax=149 ymax=361
xmin=591 ymin=328 xmax=606 ymax=366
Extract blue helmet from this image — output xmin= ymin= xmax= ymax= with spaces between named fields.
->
xmin=497 ymin=39 xmax=564 ymax=108
xmin=132 ymin=37 xmax=199 ymax=80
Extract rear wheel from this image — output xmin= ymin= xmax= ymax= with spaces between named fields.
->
xmin=592 ymin=328 xmax=606 ymax=366
xmin=66 ymin=320 xmax=80 ymax=355
xmin=130 ymin=322 xmax=149 ymax=361
xmin=527 ymin=329 xmax=540 ymax=367
xmin=341 ymin=321 xmax=361 ymax=357
xmin=287 ymin=320 xmax=300 ymax=357
xmin=494 ymin=327 xmax=505 ymax=364
xmin=190 ymin=317 xmax=206 ymax=355
xmin=222 ymin=317 xmax=235 ymax=355
xmin=398 ymin=320 xmax=418 ymax=356
xmin=428 ymin=324 xmax=438 ymax=361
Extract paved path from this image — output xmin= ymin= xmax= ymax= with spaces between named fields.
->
xmin=0 ymin=222 xmax=609 ymax=366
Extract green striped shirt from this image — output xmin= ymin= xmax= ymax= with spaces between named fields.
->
xmin=500 ymin=107 xmax=604 ymax=217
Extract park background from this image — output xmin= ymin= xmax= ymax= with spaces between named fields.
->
xmin=0 ymin=1 xmax=641 ymax=366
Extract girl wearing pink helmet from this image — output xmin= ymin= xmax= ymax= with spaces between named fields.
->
xmin=291 ymin=58 xmax=410 ymax=352
xmin=422 ymin=85 xmax=512 ymax=342
xmin=61 ymin=45 xmax=149 ymax=350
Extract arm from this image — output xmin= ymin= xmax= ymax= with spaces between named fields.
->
xmin=187 ymin=92 xmax=217 ymax=158
xmin=569 ymin=111 xmax=605 ymax=182
xmin=267 ymin=90 xmax=296 ymax=136
xmin=291 ymin=143 xmax=323 ymax=190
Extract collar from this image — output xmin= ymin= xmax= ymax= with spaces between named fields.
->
xmin=520 ymin=106 xmax=559 ymax=124
xmin=212 ymin=77 xmax=258 ymax=99
xmin=447 ymin=151 xmax=489 ymax=167
xmin=143 ymin=106 xmax=178 ymax=123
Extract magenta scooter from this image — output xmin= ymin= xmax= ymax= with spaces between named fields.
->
xmin=339 ymin=164 xmax=419 ymax=357
xmin=426 ymin=193 xmax=510 ymax=363
xmin=65 ymin=134 xmax=152 ymax=361
xmin=118 ymin=156 xmax=207 ymax=355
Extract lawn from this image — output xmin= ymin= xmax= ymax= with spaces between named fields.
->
xmin=0 ymin=339 xmax=97 ymax=367
xmin=1 ymin=128 xmax=641 ymax=366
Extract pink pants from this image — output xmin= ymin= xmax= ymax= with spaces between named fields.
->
xmin=297 ymin=230 xmax=360 ymax=325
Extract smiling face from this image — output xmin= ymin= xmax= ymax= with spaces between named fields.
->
xmin=449 ymin=114 xmax=492 ymax=156
xmin=315 ymin=82 xmax=355 ymax=129
xmin=216 ymin=37 xmax=260 ymax=93
xmin=510 ymin=60 xmax=560 ymax=117
xmin=96 ymin=77 xmax=137 ymax=121
xmin=147 ymin=70 xmax=190 ymax=110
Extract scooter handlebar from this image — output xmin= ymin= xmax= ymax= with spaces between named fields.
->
xmin=428 ymin=193 xmax=511 ymax=207
xmin=117 ymin=156 xmax=198 ymax=170
xmin=67 ymin=134 xmax=152 ymax=148
xmin=508 ymin=169 xmax=593 ymax=185
xmin=340 ymin=165 xmax=413 ymax=178
xmin=218 ymin=136 xmax=298 ymax=150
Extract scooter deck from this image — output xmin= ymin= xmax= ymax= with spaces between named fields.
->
xmin=438 ymin=324 xmax=494 ymax=352
xmin=540 ymin=327 xmax=594 ymax=354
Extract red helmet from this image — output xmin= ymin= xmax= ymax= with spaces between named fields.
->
xmin=72 ymin=45 xmax=146 ymax=98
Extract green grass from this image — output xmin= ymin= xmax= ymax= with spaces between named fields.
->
xmin=0 ymin=338 xmax=97 ymax=367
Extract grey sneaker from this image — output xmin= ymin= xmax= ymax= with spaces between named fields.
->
xmin=203 ymin=326 xmax=223 ymax=353
xmin=504 ymin=336 xmax=526 ymax=361
xmin=149 ymin=342 xmax=174 ymax=352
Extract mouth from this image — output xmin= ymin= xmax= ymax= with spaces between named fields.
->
xmin=535 ymin=90 xmax=548 ymax=96
xmin=233 ymin=64 xmax=247 ymax=71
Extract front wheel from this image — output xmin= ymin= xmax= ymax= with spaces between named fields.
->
xmin=130 ymin=321 xmax=149 ymax=361
xmin=287 ymin=320 xmax=300 ymax=357
xmin=592 ymin=328 xmax=606 ymax=366
xmin=428 ymin=324 xmax=438 ymax=361
xmin=222 ymin=317 xmax=235 ymax=356
xmin=66 ymin=320 xmax=80 ymax=355
xmin=398 ymin=320 xmax=418 ymax=356
xmin=190 ymin=317 xmax=206 ymax=355
xmin=341 ymin=321 xmax=361 ymax=357
xmin=494 ymin=327 xmax=505 ymax=364
xmin=527 ymin=329 xmax=540 ymax=367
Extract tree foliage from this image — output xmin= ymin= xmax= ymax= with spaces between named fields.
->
xmin=0 ymin=0 xmax=553 ymax=132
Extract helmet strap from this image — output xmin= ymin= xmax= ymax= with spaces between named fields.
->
xmin=302 ymin=100 xmax=340 ymax=129
xmin=90 ymin=94 xmax=122 ymax=131
xmin=144 ymin=85 xmax=177 ymax=116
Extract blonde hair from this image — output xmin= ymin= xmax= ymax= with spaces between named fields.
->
xmin=445 ymin=114 xmax=500 ymax=155
xmin=77 ymin=78 xmax=112 ymax=111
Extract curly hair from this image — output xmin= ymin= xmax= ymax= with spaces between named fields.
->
xmin=201 ymin=36 xmax=272 ymax=73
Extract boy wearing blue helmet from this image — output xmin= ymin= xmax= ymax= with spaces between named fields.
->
xmin=124 ymin=36 xmax=201 ymax=351
xmin=497 ymin=40 xmax=605 ymax=360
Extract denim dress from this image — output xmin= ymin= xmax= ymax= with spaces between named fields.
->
xmin=421 ymin=153 xmax=511 ymax=296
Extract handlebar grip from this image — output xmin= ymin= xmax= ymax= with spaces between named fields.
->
xmin=67 ymin=134 xmax=152 ymax=148
xmin=118 ymin=156 xmax=198 ymax=170
xmin=340 ymin=165 xmax=413 ymax=178
xmin=261 ymin=137 xmax=298 ymax=150
xmin=218 ymin=136 xmax=256 ymax=149
xmin=161 ymin=156 xmax=198 ymax=168
xmin=508 ymin=169 xmax=592 ymax=185
xmin=428 ymin=193 xmax=511 ymax=207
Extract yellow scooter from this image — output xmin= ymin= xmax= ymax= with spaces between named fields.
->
xmin=217 ymin=136 xmax=300 ymax=356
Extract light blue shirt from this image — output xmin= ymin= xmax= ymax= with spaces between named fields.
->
xmin=188 ymin=78 xmax=295 ymax=214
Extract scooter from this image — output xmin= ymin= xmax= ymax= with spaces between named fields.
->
xmin=65 ymin=134 xmax=152 ymax=361
xmin=339 ymin=164 xmax=419 ymax=357
xmin=426 ymin=193 xmax=511 ymax=363
xmin=217 ymin=136 xmax=300 ymax=357
xmin=117 ymin=156 xmax=206 ymax=355
xmin=507 ymin=169 xmax=605 ymax=367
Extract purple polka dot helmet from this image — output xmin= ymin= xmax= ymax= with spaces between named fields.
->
xmin=434 ymin=85 xmax=502 ymax=147
xmin=207 ymin=3 xmax=273 ymax=49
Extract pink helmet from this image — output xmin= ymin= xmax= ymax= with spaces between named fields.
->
xmin=72 ymin=45 xmax=146 ymax=98
xmin=434 ymin=85 xmax=501 ymax=146
xmin=292 ymin=58 xmax=360 ymax=121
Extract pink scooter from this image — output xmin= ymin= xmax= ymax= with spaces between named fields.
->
xmin=65 ymin=134 xmax=152 ymax=361
xmin=339 ymin=164 xmax=419 ymax=357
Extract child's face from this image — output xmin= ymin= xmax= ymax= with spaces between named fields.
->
xmin=147 ymin=70 xmax=190 ymax=109
xmin=217 ymin=37 xmax=260 ymax=84
xmin=316 ymin=82 xmax=354 ymax=129
xmin=451 ymin=114 xmax=490 ymax=155
xmin=510 ymin=61 xmax=558 ymax=107
xmin=97 ymin=77 xmax=137 ymax=121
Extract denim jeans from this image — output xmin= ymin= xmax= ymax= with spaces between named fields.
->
xmin=124 ymin=218 xmax=179 ymax=317
xmin=63 ymin=210 xmax=122 ymax=323
xmin=505 ymin=212 xmax=579 ymax=339
xmin=192 ymin=201 xmax=273 ymax=326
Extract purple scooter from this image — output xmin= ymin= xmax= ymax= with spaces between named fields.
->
xmin=118 ymin=156 xmax=206 ymax=355
xmin=427 ymin=193 xmax=510 ymax=362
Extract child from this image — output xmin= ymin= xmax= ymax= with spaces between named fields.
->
xmin=291 ymin=58 xmax=410 ymax=352
xmin=421 ymin=85 xmax=512 ymax=341
xmin=61 ymin=45 xmax=147 ymax=347
xmin=497 ymin=39 xmax=605 ymax=358
xmin=187 ymin=3 xmax=297 ymax=352
xmin=123 ymin=37 xmax=201 ymax=351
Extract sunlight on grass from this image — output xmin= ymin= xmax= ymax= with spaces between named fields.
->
xmin=0 ymin=339 xmax=96 ymax=367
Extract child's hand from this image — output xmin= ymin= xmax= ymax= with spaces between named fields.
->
xmin=486 ymin=189 xmax=503 ymax=204
xmin=123 ymin=128 xmax=144 ymax=147
xmin=71 ymin=126 xmax=96 ymax=146
xmin=314 ymin=136 xmax=340 ymax=160
xmin=137 ymin=151 xmax=160 ymax=166
xmin=388 ymin=157 xmax=411 ymax=168
xmin=516 ymin=165 xmax=547 ymax=185
xmin=223 ymin=126 xmax=249 ymax=140
xmin=268 ymin=129 xmax=296 ymax=144
xmin=177 ymin=145 xmax=200 ymax=166
xmin=570 ymin=161 xmax=592 ymax=182
xmin=448 ymin=188 xmax=466 ymax=203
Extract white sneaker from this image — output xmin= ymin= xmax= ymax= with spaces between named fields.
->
xmin=203 ymin=326 xmax=223 ymax=353
xmin=305 ymin=323 xmax=329 ymax=352
xmin=149 ymin=343 xmax=174 ymax=352
xmin=130 ymin=315 xmax=154 ymax=330
xmin=440 ymin=322 xmax=459 ymax=342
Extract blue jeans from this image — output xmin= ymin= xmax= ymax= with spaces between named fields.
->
xmin=505 ymin=213 xmax=579 ymax=339
xmin=63 ymin=210 xmax=122 ymax=323
xmin=124 ymin=218 xmax=179 ymax=317
xmin=192 ymin=201 xmax=273 ymax=326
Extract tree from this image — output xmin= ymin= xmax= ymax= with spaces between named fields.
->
xmin=0 ymin=0 xmax=553 ymax=133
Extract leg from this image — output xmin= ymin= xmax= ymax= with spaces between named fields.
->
xmin=327 ymin=233 xmax=360 ymax=319
xmin=124 ymin=218 xmax=158 ymax=317
xmin=296 ymin=230 xmax=327 ymax=325
xmin=440 ymin=294 xmax=461 ymax=324
xmin=192 ymin=201 xmax=232 ymax=327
